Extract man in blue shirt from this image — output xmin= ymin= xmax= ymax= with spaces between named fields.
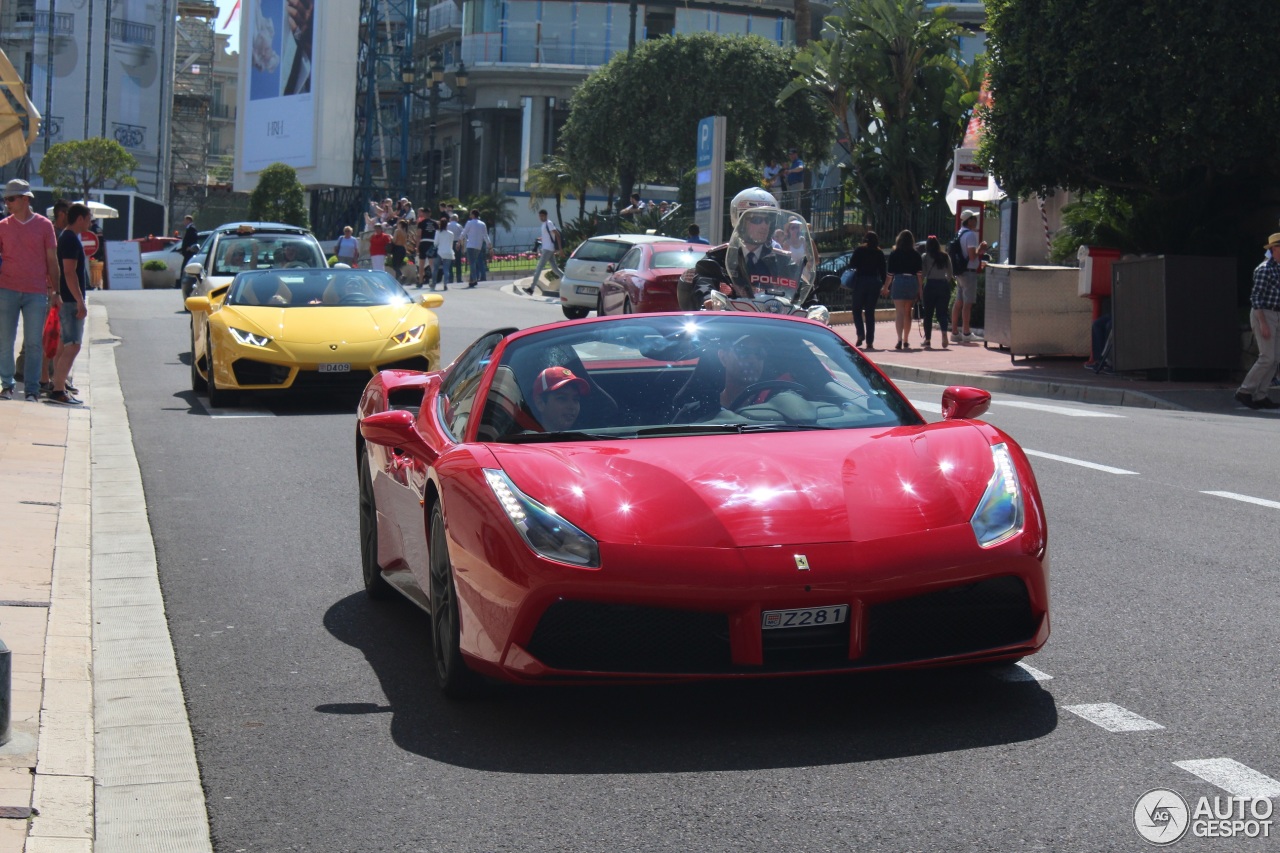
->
xmin=685 ymin=224 xmax=709 ymax=245
xmin=1235 ymin=232 xmax=1280 ymax=409
xmin=784 ymin=148 xmax=805 ymax=190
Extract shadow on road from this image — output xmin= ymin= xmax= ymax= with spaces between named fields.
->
xmin=322 ymin=592 xmax=1058 ymax=774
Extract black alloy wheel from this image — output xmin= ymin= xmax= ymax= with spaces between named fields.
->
xmin=428 ymin=504 xmax=484 ymax=698
xmin=358 ymin=453 xmax=393 ymax=599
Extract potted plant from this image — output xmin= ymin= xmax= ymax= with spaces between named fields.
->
xmin=141 ymin=259 xmax=173 ymax=289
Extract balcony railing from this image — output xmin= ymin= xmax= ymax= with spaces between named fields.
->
xmin=33 ymin=11 xmax=74 ymax=35
xmin=110 ymin=18 xmax=155 ymax=46
xmin=210 ymin=104 xmax=237 ymax=120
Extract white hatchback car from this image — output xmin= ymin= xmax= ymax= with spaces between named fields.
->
xmin=558 ymin=234 xmax=674 ymax=319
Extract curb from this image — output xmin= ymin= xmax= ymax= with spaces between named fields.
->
xmin=874 ymin=362 xmax=1185 ymax=411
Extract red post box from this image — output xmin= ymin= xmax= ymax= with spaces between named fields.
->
xmin=1077 ymin=245 xmax=1121 ymax=320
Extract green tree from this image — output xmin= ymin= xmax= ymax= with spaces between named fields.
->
xmin=38 ymin=137 xmax=138 ymax=201
xmin=526 ymin=155 xmax=573 ymax=227
xmin=560 ymin=33 xmax=832 ymax=202
xmin=982 ymin=0 xmax=1277 ymax=200
xmin=782 ymin=0 xmax=975 ymax=216
xmin=248 ymin=163 xmax=309 ymax=227
xmin=463 ymin=190 xmax=517 ymax=235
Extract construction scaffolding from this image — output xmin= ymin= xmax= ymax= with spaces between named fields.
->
xmin=355 ymin=0 xmax=414 ymax=200
xmin=169 ymin=0 xmax=218 ymax=223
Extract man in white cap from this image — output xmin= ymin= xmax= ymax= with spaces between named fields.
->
xmin=0 ymin=179 xmax=60 ymax=401
xmin=950 ymin=209 xmax=988 ymax=343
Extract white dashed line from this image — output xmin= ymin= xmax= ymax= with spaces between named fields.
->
xmin=1174 ymin=759 xmax=1280 ymax=799
xmin=1023 ymin=449 xmax=1138 ymax=475
xmin=993 ymin=400 xmax=1124 ymax=418
xmin=1201 ymin=491 xmax=1280 ymax=511
xmin=990 ymin=661 xmax=1053 ymax=682
xmin=1062 ymin=703 xmax=1164 ymax=732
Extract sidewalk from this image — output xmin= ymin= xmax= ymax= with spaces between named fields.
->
xmin=0 ymin=305 xmax=212 ymax=853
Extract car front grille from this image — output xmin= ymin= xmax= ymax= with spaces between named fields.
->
xmin=862 ymin=576 xmax=1037 ymax=665
xmin=527 ymin=600 xmax=732 ymax=673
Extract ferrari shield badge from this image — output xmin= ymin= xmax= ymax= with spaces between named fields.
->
xmin=794 ymin=554 xmax=810 ymax=571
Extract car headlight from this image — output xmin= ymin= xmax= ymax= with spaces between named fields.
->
xmin=391 ymin=324 xmax=426 ymax=345
xmin=970 ymin=443 xmax=1025 ymax=547
xmin=483 ymin=469 xmax=599 ymax=567
xmin=228 ymin=327 xmax=272 ymax=347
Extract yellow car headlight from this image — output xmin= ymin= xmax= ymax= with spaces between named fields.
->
xmin=391 ymin=324 xmax=426 ymax=345
xmin=228 ymin=327 xmax=272 ymax=347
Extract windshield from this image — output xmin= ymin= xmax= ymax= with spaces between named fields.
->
xmin=211 ymin=233 xmax=326 ymax=276
xmin=473 ymin=315 xmax=921 ymax=442
xmin=572 ymin=240 xmax=634 ymax=264
xmin=227 ymin=269 xmax=413 ymax=307
xmin=725 ymin=208 xmax=817 ymax=303
xmin=652 ymin=250 xmax=704 ymax=270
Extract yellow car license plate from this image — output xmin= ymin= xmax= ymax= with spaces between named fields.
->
xmin=318 ymin=363 xmax=351 ymax=373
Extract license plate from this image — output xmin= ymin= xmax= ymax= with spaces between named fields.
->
xmin=575 ymin=285 xmax=596 ymax=295
xmin=318 ymin=362 xmax=351 ymax=373
xmin=762 ymin=605 xmax=849 ymax=630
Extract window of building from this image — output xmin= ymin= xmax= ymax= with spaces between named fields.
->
xmin=645 ymin=8 xmax=673 ymax=38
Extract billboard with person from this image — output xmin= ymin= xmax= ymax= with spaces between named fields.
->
xmin=236 ymin=0 xmax=358 ymax=188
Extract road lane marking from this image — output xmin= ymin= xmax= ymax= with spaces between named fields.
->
xmin=994 ymin=400 xmax=1124 ymax=418
xmin=1201 ymin=491 xmax=1280 ymax=510
xmin=1023 ymin=449 xmax=1138 ymax=475
xmin=909 ymin=399 xmax=942 ymax=413
xmin=991 ymin=661 xmax=1053 ymax=682
xmin=1063 ymin=703 xmax=1164 ymax=732
xmin=1174 ymin=759 xmax=1280 ymax=798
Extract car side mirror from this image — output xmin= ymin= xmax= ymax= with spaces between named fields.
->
xmin=184 ymin=296 xmax=211 ymax=314
xmin=184 ymin=262 xmax=204 ymax=277
xmin=941 ymin=386 xmax=991 ymax=420
xmin=605 ymin=263 xmax=616 ymax=273
xmin=420 ymin=293 xmax=444 ymax=308
xmin=359 ymin=409 xmax=427 ymax=454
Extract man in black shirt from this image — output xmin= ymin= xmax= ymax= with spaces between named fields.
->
xmin=49 ymin=203 xmax=91 ymax=405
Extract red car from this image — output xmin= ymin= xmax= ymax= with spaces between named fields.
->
xmin=597 ymin=241 xmax=707 ymax=315
xmin=356 ymin=313 xmax=1049 ymax=696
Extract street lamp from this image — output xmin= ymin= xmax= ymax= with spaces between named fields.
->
xmin=426 ymin=49 xmax=468 ymax=203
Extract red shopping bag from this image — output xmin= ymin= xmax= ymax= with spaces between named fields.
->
xmin=43 ymin=304 xmax=60 ymax=359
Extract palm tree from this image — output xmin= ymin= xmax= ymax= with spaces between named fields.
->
xmin=463 ymin=190 xmax=518 ymax=236
xmin=526 ymin=155 xmax=574 ymax=227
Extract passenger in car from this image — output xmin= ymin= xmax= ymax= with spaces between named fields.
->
xmin=531 ymin=366 xmax=589 ymax=432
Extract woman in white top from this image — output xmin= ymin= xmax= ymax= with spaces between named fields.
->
xmin=431 ymin=217 xmax=454 ymax=290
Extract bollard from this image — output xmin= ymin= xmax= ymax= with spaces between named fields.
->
xmin=0 ymin=635 xmax=9 ymax=746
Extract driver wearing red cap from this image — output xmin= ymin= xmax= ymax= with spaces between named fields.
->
xmin=532 ymin=366 xmax=589 ymax=432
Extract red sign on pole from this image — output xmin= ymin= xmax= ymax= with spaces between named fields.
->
xmin=80 ymin=232 xmax=99 ymax=257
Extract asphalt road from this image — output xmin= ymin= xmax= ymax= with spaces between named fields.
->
xmin=97 ymin=287 xmax=1279 ymax=852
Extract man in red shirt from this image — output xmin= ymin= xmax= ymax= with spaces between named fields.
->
xmin=0 ymin=179 xmax=60 ymax=401
xmin=368 ymin=222 xmax=391 ymax=272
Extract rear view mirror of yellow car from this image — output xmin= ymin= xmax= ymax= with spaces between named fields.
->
xmin=185 ymin=296 xmax=211 ymax=313
xmin=420 ymin=293 xmax=444 ymax=308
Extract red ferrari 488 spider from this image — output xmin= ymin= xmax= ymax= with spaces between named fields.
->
xmin=356 ymin=312 xmax=1048 ymax=695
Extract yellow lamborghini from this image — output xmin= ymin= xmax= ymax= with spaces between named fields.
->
xmin=185 ymin=268 xmax=444 ymax=407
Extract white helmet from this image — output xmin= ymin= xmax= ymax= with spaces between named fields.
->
xmin=729 ymin=187 xmax=778 ymax=227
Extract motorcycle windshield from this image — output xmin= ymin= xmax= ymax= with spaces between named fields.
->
xmin=725 ymin=208 xmax=816 ymax=303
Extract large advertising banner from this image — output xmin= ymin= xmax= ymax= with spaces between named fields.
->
xmin=241 ymin=0 xmax=316 ymax=171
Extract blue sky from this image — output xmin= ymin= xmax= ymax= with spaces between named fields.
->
xmin=216 ymin=0 xmax=241 ymax=53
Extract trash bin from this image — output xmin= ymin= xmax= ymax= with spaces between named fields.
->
xmin=1077 ymin=246 xmax=1121 ymax=320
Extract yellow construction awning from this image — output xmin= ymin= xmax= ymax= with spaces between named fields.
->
xmin=0 ymin=48 xmax=40 ymax=166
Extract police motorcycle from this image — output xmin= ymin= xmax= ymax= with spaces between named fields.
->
xmin=677 ymin=187 xmax=835 ymax=325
